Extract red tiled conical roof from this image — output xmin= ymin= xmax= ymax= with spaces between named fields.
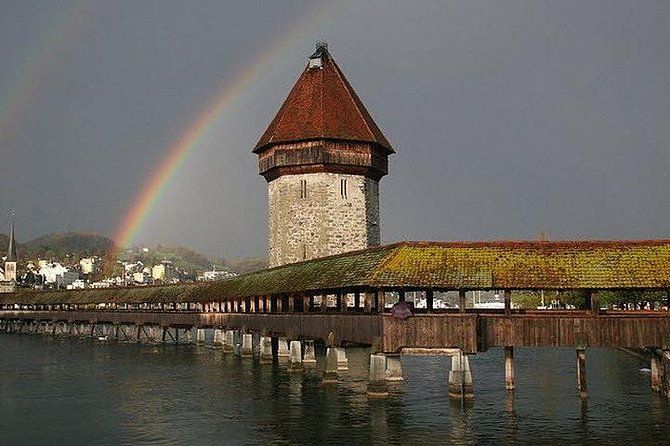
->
xmin=253 ymin=45 xmax=393 ymax=154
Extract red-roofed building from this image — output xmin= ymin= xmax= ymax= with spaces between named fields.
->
xmin=255 ymin=43 xmax=394 ymax=266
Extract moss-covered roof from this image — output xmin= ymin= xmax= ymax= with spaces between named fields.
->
xmin=3 ymin=240 xmax=670 ymax=305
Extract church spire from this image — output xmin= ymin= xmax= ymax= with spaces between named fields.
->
xmin=6 ymin=211 xmax=17 ymax=262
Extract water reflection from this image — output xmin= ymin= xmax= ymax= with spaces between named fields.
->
xmin=0 ymin=337 xmax=669 ymax=445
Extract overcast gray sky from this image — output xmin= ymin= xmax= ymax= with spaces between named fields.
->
xmin=1 ymin=0 xmax=668 ymax=259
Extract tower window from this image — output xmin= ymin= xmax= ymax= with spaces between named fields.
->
xmin=300 ymin=180 xmax=307 ymax=199
xmin=340 ymin=179 xmax=348 ymax=199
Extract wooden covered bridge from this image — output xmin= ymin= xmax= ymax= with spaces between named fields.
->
xmin=2 ymin=240 xmax=670 ymax=398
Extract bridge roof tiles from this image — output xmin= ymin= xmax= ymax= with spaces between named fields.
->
xmin=2 ymin=240 xmax=670 ymax=305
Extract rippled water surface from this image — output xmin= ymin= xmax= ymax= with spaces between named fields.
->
xmin=0 ymin=335 xmax=669 ymax=445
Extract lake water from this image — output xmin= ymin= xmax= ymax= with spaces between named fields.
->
xmin=0 ymin=334 xmax=668 ymax=445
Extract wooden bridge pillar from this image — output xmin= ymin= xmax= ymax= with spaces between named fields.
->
xmin=576 ymin=348 xmax=587 ymax=398
xmin=385 ymin=354 xmax=403 ymax=381
xmin=277 ymin=337 xmax=290 ymax=360
xmin=663 ymin=349 xmax=670 ymax=398
xmin=651 ymin=349 xmax=662 ymax=392
xmin=505 ymin=346 xmax=515 ymax=391
xmin=259 ymin=336 xmax=273 ymax=363
xmin=323 ymin=347 xmax=340 ymax=384
xmin=303 ymin=340 xmax=316 ymax=364
xmin=288 ymin=340 xmax=303 ymax=372
xmin=448 ymin=350 xmax=474 ymax=400
xmin=241 ymin=333 xmax=253 ymax=357
xmin=367 ymin=354 xmax=389 ymax=397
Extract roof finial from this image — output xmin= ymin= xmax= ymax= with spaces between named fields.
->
xmin=309 ymin=41 xmax=329 ymax=63
xmin=316 ymin=41 xmax=328 ymax=51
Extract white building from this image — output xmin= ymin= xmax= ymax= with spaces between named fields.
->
xmin=80 ymin=257 xmax=99 ymax=274
xmin=67 ymin=279 xmax=88 ymax=290
xmin=133 ymin=271 xmax=150 ymax=285
xmin=91 ymin=280 xmax=113 ymax=289
xmin=152 ymin=261 xmax=176 ymax=283
xmin=198 ymin=267 xmax=237 ymax=281
xmin=39 ymin=261 xmax=79 ymax=288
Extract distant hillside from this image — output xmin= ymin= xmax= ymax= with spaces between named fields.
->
xmin=23 ymin=232 xmax=116 ymax=261
xmin=0 ymin=231 xmax=268 ymax=275
xmin=223 ymin=257 xmax=268 ymax=274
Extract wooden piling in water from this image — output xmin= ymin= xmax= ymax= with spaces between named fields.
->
xmin=505 ymin=346 xmax=515 ymax=391
xmin=576 ymin=348 xmax=587 ymax=398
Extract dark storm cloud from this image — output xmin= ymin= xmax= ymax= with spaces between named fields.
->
xmin=0 ymin=0 xmax=668 ymax=258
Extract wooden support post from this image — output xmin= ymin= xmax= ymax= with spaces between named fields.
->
xmin=288 ymin=295 xmax=295 ymax=313
xmin=277 ymin=296 xmax=284 ymax=313
xmin=250 ymin=296 xmax=257 ymax=313
xmin=505 ymin=346 xmax=515 ymax=391
xmin=504 ymin=290 xmax=512 ymax=315
xmin=459 ymin=290 xmax=467 ymax=313
xmin=354 ymin=292 xmax=361 ymax=310
xmin=364 ymin=292 xmax=373 ymax=313
xmin=376 ymin=289 xmax=386 ymax=313
xmin=590 ymin=291 xmax=600 ymax=315
xmin=398 ymin=290 xmax=406 ymax=302
xmin=336 ymin=291 xmax=343 ymax=312
xmin=426 ymin=290 xmax=434 ymax=313
xmin=320 ymin=295 xmax=327 ymax=313
xmin=266 ymin=295 xmax=272 ymax=313
xmin=303 ymin=295 xmax=310 ymax=313
xmin=341 ymin=292 xmax=348 ymax=312
xmin=576 ymin=348 xmax=587 ymax=398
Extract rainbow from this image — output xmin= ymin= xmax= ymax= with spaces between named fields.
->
xmin=113 ymin=2 xmax=332 ymax=250
xmin=0 ymin=1 xmax=100 ymax=144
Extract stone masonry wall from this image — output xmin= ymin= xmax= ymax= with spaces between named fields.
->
xmin=268 ymin=172 xmax=380 ymax=267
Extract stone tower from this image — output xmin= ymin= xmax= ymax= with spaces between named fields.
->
xmin=254 ymin=43 xmax=394 ymax=267
xmin=4 ymin=214 xmax=17 ymax=282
